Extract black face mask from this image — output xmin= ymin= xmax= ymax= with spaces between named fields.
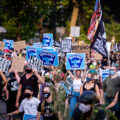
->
xmin=86 ymin=78 xmax=92 ymax=82
xmin=24 ymin=93 xmax=31 ymax=98
xmin=25 ymin=69 xmax=32 ymax=74
xmin=43 ymin=92 xmax=50 ymax=99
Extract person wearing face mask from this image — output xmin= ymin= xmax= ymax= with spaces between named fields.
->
xmin=103 ymin=67 xmax=120 ymax=112
xmin=15 ymin=66 xmax=39 ymax=109
xmin=7 ymin=86 xmax=40 ymax=117
xmin=67 ymin=70 xmax=84 ymax=118
xmin=72 ymin=90 xmax=106 ymax=120
xmin=80 ymin=73 xmax=103 ymax=104
xmin=37 ymin=86 xmax=63 ymax=120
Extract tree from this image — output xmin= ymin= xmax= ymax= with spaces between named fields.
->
xmin=0 ymin=0 xmax=69 ymax=41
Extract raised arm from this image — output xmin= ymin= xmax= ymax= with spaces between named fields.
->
xmin=14 ymin=70 xmax=20 ymax=84
xmin=34 ymin=70 xmax=45 ymax=84
xmin=0 ymin=71 xmax=7 ymax=86
xmin=67 ymin=70 xmax=75 ymax=80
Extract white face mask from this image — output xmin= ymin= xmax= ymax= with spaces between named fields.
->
xmin=93 ymin=62 xmax=97 ymax=66
xmin=91 ymin=58 xmax=94 ymax=61
xmin=79 ymin=103 xmax=91 ymax=113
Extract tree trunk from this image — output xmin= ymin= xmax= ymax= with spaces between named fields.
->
xmin=17 ymin=34 xmax=21 ymax=41
xmin=38 ymin=17 xmax=44 ymax=42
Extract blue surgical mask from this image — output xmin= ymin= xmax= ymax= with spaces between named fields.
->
xmin=86 ymin=78 xmax=92 ymax=82
xmin=110 ymin=71 xmax=115 ymax=75
xmin=49 ymin=75 xmax=53 ymax=79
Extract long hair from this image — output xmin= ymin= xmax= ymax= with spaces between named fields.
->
xmin=41 ymin=85 xmax=58 ymax=114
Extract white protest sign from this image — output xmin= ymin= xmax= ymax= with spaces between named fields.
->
xmin=70 ymin=26 xmax=80 ymax=37
xmin=55 ymin=47 xmax=61 ymax=56
xmin=61 ymin=37 xmax=72 ymax=53
xmin=0 ymin=57 xmax=11 ymax=73
xmin=28 ymin=56 xmax=42 ymax=73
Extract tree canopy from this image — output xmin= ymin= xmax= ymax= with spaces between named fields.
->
xmin=0 ymin=0 xmax=120 ymax=43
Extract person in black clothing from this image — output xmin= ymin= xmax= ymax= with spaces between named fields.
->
xmin=6 ymin=71 xmax=19 ymax=113
xmin=0 ymin=71 xmax=7 ymax=99
xmin=72 ymin=90 xmax=105 ymax=120
xmin=15 ymin=66 xmax=44 ymax=109
xmin=37 ymin=85 xmax=62 ymax=120
xmin=0 ymin=71 xmax=7 ymax=114
xmin=80 ymin=73 xmax=103 ymax=104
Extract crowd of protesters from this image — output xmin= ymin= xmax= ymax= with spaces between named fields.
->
xmin=0 ymin=47 xmax=120 ymax=120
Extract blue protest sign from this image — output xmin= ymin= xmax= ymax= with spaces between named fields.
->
xmin=23 ymin=114 xmax=36 ymax=120
xmin=66 ymin=53 xmax=86 ymax=70
xmin=33 ymin=43 xmax=42 ymax=48
xmin=42 ymin=33 xmax=53 ymax=47
xmin=3 ymin=39 xmax=13 ymax=49
xmin=37 ymin=50 xmax=59 ymax=66
xmin=26 ymin=46 xmax=37 ymax=60
xmin=102 ymin=69 xmax=110 ymax=82
xmin=38 ymin=47 xmax=55 ymax=52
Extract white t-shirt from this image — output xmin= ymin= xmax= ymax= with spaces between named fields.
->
xmin=19 ymin=97 xmax=40 ymax=116
xmin=73 ymin=78 xmax=82 ymax=91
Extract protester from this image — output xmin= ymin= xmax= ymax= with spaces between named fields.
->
xmin=37 ymin=85 xmax=62 ymax=120
xmin=72 ymin=90 xmax=101 ymax=120
xmin=103 ymin=66 xmax=120 ymax=113
xmin=7 ymin=86 xmax=40 ymax=117
xmin=6 ymin=71 xmax=20 ymax=113
xmin=67 ymin=70 xmax=84 ymax=118
xmin=106 ymin=90 xmax=120 ymax=119
xmin=80 ymin=73 xmax=103 ymax=104
xmin=0 ymin=71 xmax=7 ymax=114
xmin=53 ymin=74 xmax=68 ymax=119
xmin=15 ymin=66 xmax=44 ymax=108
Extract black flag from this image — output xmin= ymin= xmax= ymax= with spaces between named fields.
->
xmin=90 ymin=18 xmax=108 ymax=58
xmin=87 ymin=0 xmax=108 ymax=58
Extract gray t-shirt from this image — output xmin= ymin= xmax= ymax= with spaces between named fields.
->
xmin=19 ymin=97 xmax=40 ymax=116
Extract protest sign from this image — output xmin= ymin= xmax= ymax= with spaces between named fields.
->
xmin=0 ymin=42 xmax=5 ymax=51
xmin=33 ymin=43 xmax=42 ymax=48
xmin=37 ymin=50 xmax=59 ymax=66
xmin=11 ymin=56 xmax=25 ymax=72
xmin=55 ymin=47 xmax=61 ymax=56
xmin=61 ymin=37 xmax=72 ymax=53
xmin=66 ymin=53 xmax=86 ymax=70
xmin=102 ymin=69 xmax=110 ymax=82
xmin=42 ymin=33 xmax=53 ymax=47
xmin=3 ymin=39 xmax=13 ymax=49
xmin=0 ymin=57 xmax=11 ymax=73
xmin=70 ymin=26 xmax=80 ymax=37
xmin=14 ymin=40 xmax=26 ymax=51
xmin=38 ymin=47 xmax=55 ymax=52
xmin=26 ymin=46 xmax=37 ymax=60
xmin=23 ymin=114 xmax=36 ymax=120
xmin=72 ymin=44 xmax=90 ymax=59
xmin=28 ymin=56 xmax=42 ymax=73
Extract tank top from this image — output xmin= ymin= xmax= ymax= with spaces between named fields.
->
xmin=73 ymin=78 xmax=82 ymax=91
xmin=83 ymin=82 xmax=96 ymax=92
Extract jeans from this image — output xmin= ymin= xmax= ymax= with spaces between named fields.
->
xmin=69 ymin=91 xmax=80 ymax=118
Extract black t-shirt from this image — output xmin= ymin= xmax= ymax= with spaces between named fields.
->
xmin=37 ymin=101 xmax=58 ymax=120
xmin=7 ymin=78 xmax=19 ymax=100
xmin=20 ymin=74 xmax=38 ymax=100
xmin=0 ymin=75 xmax=3 ymax=99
